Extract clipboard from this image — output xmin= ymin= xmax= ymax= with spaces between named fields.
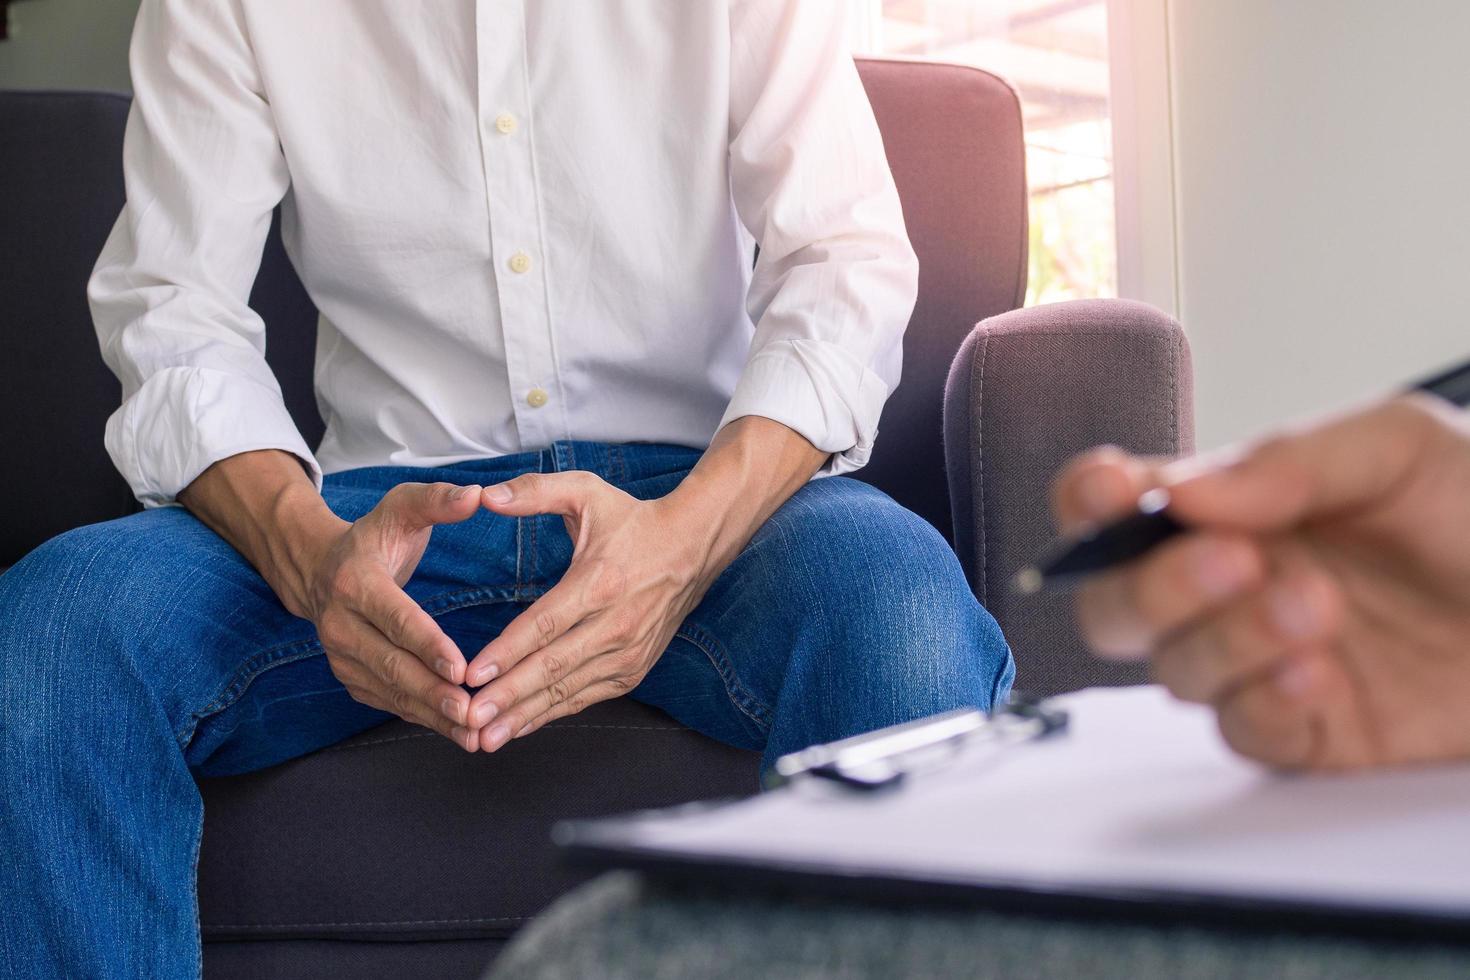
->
xmin=556 ymin=686 xmax=1470 ymax=940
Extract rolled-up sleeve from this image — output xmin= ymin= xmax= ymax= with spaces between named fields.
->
xmin=721 ymin=0 xmax=920 ymax=476
xmin=89 ymin=0 xmax=319 ymax=507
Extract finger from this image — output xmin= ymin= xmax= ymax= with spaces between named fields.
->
xmin=480 ymin=470 xmax=604 ymax=517
xmin=465 ymin=571 xmax=598 ymax=687
xmin=1165 ymin=395 xmax=1458 ymax=533
xmin=468 ymin=619 xmax=605 ymax=728
xmin=1051 ymin=447 xmax=1168 ymax=534
xmin=511 ymin=679 xmax=636 ymax=742
xmin=1075 ymin=532 xmax=1266 ymax=659
xmin=1214 ymin=650 xmax=1350 ymax=770
xmin=479 ymin=660 xmax=632 ymax=752
xmin=357 ymin=573 xmax=467 ymax=684
xmin=348 ymin=613 xmax=473 ymax=730
xmin=376 ymin=481 xmax=484 ymax=529
xmin=1152 ymin=571 xmax=1343 ymax=703
xmin=331 ymin=656 xmax=479 ymax=752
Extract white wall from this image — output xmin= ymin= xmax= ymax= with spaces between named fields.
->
xmin=1166 ymin=0 xmax=1470 ymax=449
xmin=0 ymin=0 xmax=137 ymax=93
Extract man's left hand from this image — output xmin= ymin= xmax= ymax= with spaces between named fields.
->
xmin=461 ymin=472 xmax=719 ymax=751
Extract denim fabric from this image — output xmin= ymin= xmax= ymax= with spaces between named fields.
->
xmin=0 ymin=441 xmax=1013 ymax=978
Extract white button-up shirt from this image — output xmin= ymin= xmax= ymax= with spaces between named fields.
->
xmin=90 ymin=0 xmax=919 ymax=506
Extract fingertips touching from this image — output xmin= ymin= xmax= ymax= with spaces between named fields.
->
xmin=449 ymin=725 xmax=480 ymax=753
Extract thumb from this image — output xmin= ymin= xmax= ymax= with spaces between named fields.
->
xmin=376 ymin=482 xmax=484 ymax=529
xmin=1164 ymin=395 xmax=1448 ymax=533
xmin=480 ymin=471 xmax=601 ymax=517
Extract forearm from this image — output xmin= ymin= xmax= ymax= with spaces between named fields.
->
xmin=664 ymin=416 xmax=828 ymax=577
xmin=178 ymin=449 xmax=348 ymax=618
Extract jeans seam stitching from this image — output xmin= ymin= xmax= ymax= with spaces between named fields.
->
xmin=513 ymin=515 xmax=525 ymax=597
xmin=175 ymin=640 xmax=323 ymax=746
xmin=419 ymin=587 xmax=521 ymax=616
xmin=528 ymin=515 xmax=539 ymax=599
xmin=673 ymin=622 xmax=772 ymax=733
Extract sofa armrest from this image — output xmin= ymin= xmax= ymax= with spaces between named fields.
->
xmin=943 ymin=299 xmax=1193 ymax=696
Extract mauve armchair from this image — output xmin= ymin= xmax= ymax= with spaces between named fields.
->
xmin=0 ymin=57 xmax=1189 ymax=978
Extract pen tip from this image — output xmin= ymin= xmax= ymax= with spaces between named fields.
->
xmin=1012 ymin=567 xmax=1043 ymax=595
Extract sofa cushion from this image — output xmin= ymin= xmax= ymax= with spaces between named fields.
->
xmin=197 ymin=697 xmax=760 ymax=944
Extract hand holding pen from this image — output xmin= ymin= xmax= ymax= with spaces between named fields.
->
xmin=1026 ymin=357 xmax=1470 ymax=772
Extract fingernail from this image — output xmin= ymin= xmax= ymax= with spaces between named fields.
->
xmin=471 ymin=662 xmax=499 ymax=687
xmin=451 ymin=485 xmax=473 ymax=500
xmin=485 ymin=724 xmax=510 ymax=750
xmin=436 ymin=659 xmax=457 ymax=683
xmin=1275 ymin=656 xmax=1319 ymax=699
xmin=516 ymin=723 xmax=532 ymax=738
xmin=1267 ymin=584 xmax=1321 ymax=640
xmin=485 ymin=484 xmax=513 ymax=504
xmin=451 ymin=725 xmax=471 ymax=748
xmin=474 ymin=701 xmax=499 ymax=727
xmin=442 ymin=697 xmax=462 ymax=724
xmin=1192 ymin=543 xmax=1254 ymax=600
xmin=1078 ymin=469 xmax=1119 ymax=519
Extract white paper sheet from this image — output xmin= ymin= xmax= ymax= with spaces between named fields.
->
xmin=592 ymin=686 xmax=1470 ymax=917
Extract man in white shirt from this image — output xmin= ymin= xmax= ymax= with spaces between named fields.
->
xmin=0 ymin=2 xmax=1014 ymax=974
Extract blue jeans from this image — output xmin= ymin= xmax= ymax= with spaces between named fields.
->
xmin=0 ymin=442 xmax=1013 ymax=978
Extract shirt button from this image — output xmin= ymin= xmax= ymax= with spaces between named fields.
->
xmin=508 ymin=252 xmax=532 ymax=275
xmin=526 ymin=387 xmax=549 ymax=409
xmin=495 ymin=113 xmax=519 ymax=135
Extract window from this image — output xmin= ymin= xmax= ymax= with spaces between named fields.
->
xmin=854 ymin=0 xmax=1117 ymax=306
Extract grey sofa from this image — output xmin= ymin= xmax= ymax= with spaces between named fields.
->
xmin=0 ymin=58 xmax=1190 ymax=978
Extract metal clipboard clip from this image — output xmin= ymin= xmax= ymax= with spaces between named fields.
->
xmin=766 ymin=694 xmax=1070 ymax=792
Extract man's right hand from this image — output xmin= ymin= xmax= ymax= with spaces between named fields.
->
xmin=301 ymin=482 xmax=484 ymax=750
xmin=180 ymin=450 xmax=484 ymax=751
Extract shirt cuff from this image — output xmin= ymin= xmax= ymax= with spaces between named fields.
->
xmin=105 ymin=365 xmax=322 ymax=508
xmin=717 ymin=338 xmax=892 ymax=477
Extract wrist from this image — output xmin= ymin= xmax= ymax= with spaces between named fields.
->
xmin=656 ymin=476 xmax=745 ymax=580
xmin=261 ymin=481 xmax=351 ymax=618
xmin=660 ymin=419 xmax=825 ymax=578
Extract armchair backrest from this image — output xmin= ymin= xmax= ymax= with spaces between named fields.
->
xmin=0 ymin=91 xmax=134 ymax=565
xmin=853 ymin=57 xmax=1028 ymax=540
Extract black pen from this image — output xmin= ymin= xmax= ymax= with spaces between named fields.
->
xmin=1013 ymin=354 xmax=1470 ymax=595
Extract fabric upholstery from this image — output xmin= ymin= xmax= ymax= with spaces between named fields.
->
xmin=488 ymin=872 xmax=1470 ymax=980
xmin=944 ymin=299 xmax=1194 ymax=695
xmin=205 ymin=939 xmax=505 ymax=980
xmin=0 ymin=91 xmax=134 ymax=565
xmin=855 ymin=58 xmax=1028 ymax=540
xmin=196 ymin=698 xmax=759 ymax=955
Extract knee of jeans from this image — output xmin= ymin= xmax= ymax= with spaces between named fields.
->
xmin=0 ymin=524 xmax=152 ymax=679
xmin=794 ymin=495 xmax=1013 ymax=709
xmin=1 ymin=526 xmax=154 ymax=754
